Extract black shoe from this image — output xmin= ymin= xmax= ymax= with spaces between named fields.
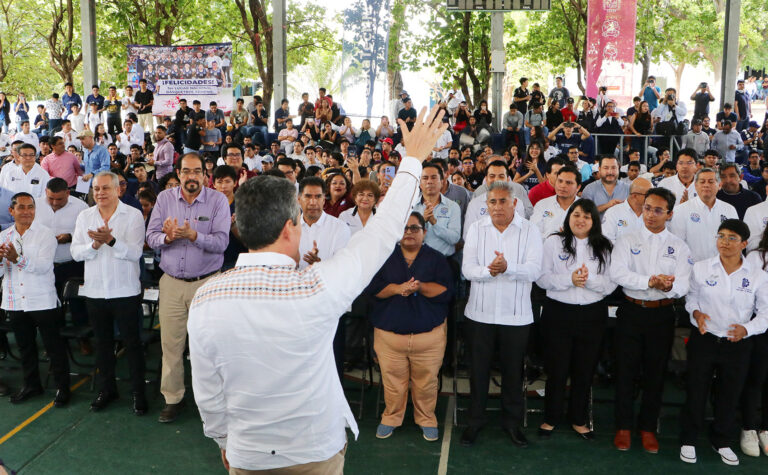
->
xmin=90 ymin=391 xmax=119 ymax=411
xmin=53 ymin=389 xmax=71 ymax=408
xmin=574 ymin=429 xmax=595 ymax=441
xmin=158 ymin=400 xmax=186 ymax=423
xmin=460 ymin=427 xmax=481 ymax=447
xmin=133 ymin=392 xmax=148 ymax=416
xmin=538 ymin=427 xmax=554 ymax=438
xmin=504 ymin=426 xmax=529 ymax=447
xmin=9 ymin=386 xmax=44 ymax=404
xmin=0 ymin=380 xmax=10 ymax=397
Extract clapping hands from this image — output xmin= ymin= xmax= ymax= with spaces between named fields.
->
xmin=488 ymin=251 xmax=507 ymax=277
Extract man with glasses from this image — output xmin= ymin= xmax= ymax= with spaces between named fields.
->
xmin=610 ymin=187 xmax=693 ymax=454
xmin=669 ymin=167 xmax=738 ymax=263
xmin=658 ymin=148 xmax=700 ymax=205
xmin=216 ymin=144 xmax=255 ymax=190
xmin=1 ymin=143 xmax=50 ymax=198
xmin=146 ymin=153 xmax=230 ymax=423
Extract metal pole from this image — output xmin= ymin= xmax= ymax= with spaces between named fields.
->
xmin=272 ymin=0 xmax=287 ymax=117
xmin=490 ymin=12 xmax=505 ymax=133
xmin=719 ymin=0 xmax=741 ymax=111
xmin=80 ymin=0 xmax=98 ymax=93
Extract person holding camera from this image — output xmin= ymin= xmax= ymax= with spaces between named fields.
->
xmin=639 ymin=76 xmax=662 ymax=111
xmin=691 ymin=82 xmax=715 ymax=121
xmin=653 ymin=88 xmax=688 ymax=149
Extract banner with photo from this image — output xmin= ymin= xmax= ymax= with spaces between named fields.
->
xmin=585 ymin=0 xmax=637 ymax=108
xmin=127 ymin=42 xmax=233 ymax=116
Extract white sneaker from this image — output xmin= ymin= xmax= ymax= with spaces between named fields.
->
xmin=759 ymin=430 xmax=768 ymax=456
xmin=714 ymin=446 xmax=739 ymax=466
xmin=680 ymin=445 xmax=697 ymax=463
xmin=741 ymin=430 xmax=760 ymax=457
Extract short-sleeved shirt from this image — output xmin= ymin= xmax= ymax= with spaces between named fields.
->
xmin=642 ymin=86 xmax=661 ymax=110
xmin=513 ymin=87 xmax=530 ymax=115
xmin=548 ymin=87 xmax=570 ymax=108
xmin=134 ymin=90 xmax=154 ymax=114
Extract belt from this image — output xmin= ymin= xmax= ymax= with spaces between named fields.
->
xmin=170 ymin=270 xmax=218 ymax=282
xmin=624 ymin=296 xmax=675 ymax=308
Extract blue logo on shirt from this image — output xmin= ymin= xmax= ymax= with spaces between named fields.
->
xmin=690 ymin=213 xmax=700 ymax=223
xmin=687 ymin=257 xmax=694 ymax=265
xmin=720 ymin=215 xmax=727 ymax=222
xmin=705 ymin=279 xmax=717 ymax=286
xmin=617 ymin=219 xmax=627 ymax=227
xmin=441 ymin=207 xmax=448 ymax=215
xmin=543 ymin=211 xmax=553 ymax=218
xmin=558 ymin=253 xmax=569 ymax=261
xmin=762 ymin=217 xmax=767 ymax=226
xmin=742 ymin=278 xmax=750 ymax=288
xmin=667 ymin=247 xmax=675 ymax=255
xmin=630 ymin=248 xmax=641 ymax=255
xmin=479 ymin=207 xmax=487 ymax=215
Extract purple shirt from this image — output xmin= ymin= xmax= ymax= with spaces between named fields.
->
xmin=146 ymin=186 xmax=230 ymax=278
xmin=153 ymin=138 xmax=174 ymax=179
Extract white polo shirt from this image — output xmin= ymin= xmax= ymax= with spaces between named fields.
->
xmin=601 ymin=200 xmax=645 ymax=243
xmin=668 ymin=197 xmax=738 ymax=262
xmin=1 ymin=163 xmax=50 ymax=198
xmin=658 ymin=175 xmax=697 ymax=206
xmin=463 ymin=192 xmax=526 ymax=240
xmin=744 ymin=200 xmax=768 ymax=252
xmin=530 ymin=195 xmax=575 ymax=238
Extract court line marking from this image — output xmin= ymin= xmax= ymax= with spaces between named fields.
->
xmin=437 ymin=395 xmax=455 ymax=475
xmin=0 ymin=376 xmax=90 ymax=446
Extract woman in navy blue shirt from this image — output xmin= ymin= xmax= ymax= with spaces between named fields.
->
xmin=365 ymin=212 xmax=454 ymax=442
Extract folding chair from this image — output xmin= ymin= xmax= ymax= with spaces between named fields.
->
xmin=0 ymin=310 xmax=20 ymax=362
xmin=54 ymin=277 xmax=96 ymax=391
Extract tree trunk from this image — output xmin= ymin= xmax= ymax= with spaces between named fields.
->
xmin=639 ymin=47 xmax=652 ymax=84
xmin=387 ymin=0 xmax=406 ymax=103
xmin=670 ymin=61 xmax=685 ymax=93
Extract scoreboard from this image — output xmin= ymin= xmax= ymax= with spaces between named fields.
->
xmin=446 ymin=0 xmax=551 ymax=10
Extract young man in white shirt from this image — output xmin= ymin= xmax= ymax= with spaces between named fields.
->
xmin=187 ymin=106 xmax=447 ymax=473
xmin=460 ymin=180 xmax=543 ymax=448
xmin=15 ymin=120 xmax=40 ymax=154
xmin=744 ymin=199 xmax=768 ymax=252
xmin=610 ymin=187 xmax=693 ymax=454
xmin=668 ymin=167 xmax=738 ymax=262
xmin=1 ymin=192 xmax=70 ymax=406
xmin=121 ymin=85 xmax=138 ymax=118
xmin=1 ymin=143 xmax=50 ymax=198
xmin=71 ymin=171 xmax=147 ymax=415
xmin=680 ymin=219 xmax=768 ymax=466
xmin=116 ymin=120 xmax=142 ymax=157
xmin=531 ymin=165 xmax=580 ymax=238
xmin=658 ymin=148 xmax=700 ymax=205
xmin=67 ymin=104 xmax=86 ymax=134
xmin=54 ymin=120 xmax=81 ymax=150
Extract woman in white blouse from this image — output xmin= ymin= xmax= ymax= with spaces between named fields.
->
xmin=537 ymin=198 xmax=617 ymax=440
xmin=339 ymin=179 xmax=379 ymax=236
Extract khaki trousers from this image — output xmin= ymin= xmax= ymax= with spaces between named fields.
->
xmin=137 ymin=113 xmax=154 ymax=133
xmin=374 ymin=321 xmax=446 ymax=427
xmin=229 ymin=446 xmax=346 ymax=475
xmin=159 ymin=272 xmax=217 ymax=404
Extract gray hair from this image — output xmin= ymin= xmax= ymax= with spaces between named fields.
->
xmin=235 ymin=176 xmax=301 ymax=251
xmin=487 ymin=180 xmax=515 ymax=198
xmin=94 ymin=171 xmax=120 ymax=188
xmin=694 ymin=167 xmax=720 ymax=183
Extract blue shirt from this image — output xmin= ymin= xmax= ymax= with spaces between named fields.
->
xmin=83 ymin=144 xmax=111 ymax=175
xmin=643 ymin=86 xmax=661 ymax=111
xmin=62 ymin=92 xmax=82 ymax=116
xmin=13 ymin=101 xmax=29 ymax=121
xmin=0 ymin=187 xmax=13 ymax=230
xmin=581 ymin=180 xmax=630 ymax=214
xmin=365 ymin=244 xmax=454 ymax=334
xmin=85 ymin=94 xmax=105 ymax=110
xmin=412 ymin=195 xmax=462 ymax=256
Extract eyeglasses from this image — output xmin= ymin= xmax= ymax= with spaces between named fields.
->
xmin=642 ymin=204 xmax=668 ymax=216
xmin=179 ymin=168 xmax=204 ymax=176
xmin=119 ymin=181 xmax=127 ymax=186
xmin=226 ymin=153 xmax=242 ymax=158
xmin=716 ymin=234 xmax=741 ymax=243
xmin=404 ymin=225 xmax=423 ymax=234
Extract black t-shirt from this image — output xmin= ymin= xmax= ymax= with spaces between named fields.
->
xmin=715 ymin=111 xmax=737 ymax=125
xmin=467 ymin=172 xmax=485 ymax=190
xmin=513 ymin=87 xmax=530 ymax=115
xmin=734 ymin=91 xmax=749 ymax=119
xmin=554 ymin=132 xmax=581 ymax=152
xmin=529 ymin=90 xmax=545 ymax=109
xmin=693 ymin=92 xmax=713 ymax=116
xmin=175 ymin=107 xmax=191 ymax=127
xmin=716 ymin=188 xmax=762 ymax=220
xmin=398 ymin=107 xmax=417 ymax=130
xmin=251 ymin=109 xmax=268 ymax=127
xmin=185 ymin=123 xmax=202 ymax=149
xmin=224 ymin=201 xmax=248 ymax=266
xmin=135 ymin=90 xmax=154 ymax=114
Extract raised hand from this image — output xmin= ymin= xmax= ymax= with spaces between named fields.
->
xmin=397 ymin=105 xmax=448 ymax=162
xmin=303 ymin=240 xmax=321 ymax=265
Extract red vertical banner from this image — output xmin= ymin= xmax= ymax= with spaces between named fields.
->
xmin=585 ymin=0 xmax=638 ymax=108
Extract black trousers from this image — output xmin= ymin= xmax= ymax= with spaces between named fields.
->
xmin=543 ymin=299 xmax=607 ymax=427
xmin=466 ymin=318 xmax=529 ymax=429
xmin=86 ymin=296 xmax=145 ymax=393
xmin=53 ymin=260 xmax=88 ymax=327
xmin=680 ymin=330 xmax=752 ymax=448
xmin=614 ymin=302 xmax=675 ymax=432
xmin=8 ymin=308 xmax=70 ymax=390
xmin=106 ymin=115 xmax=122 ymax=137
xmin=741 ymin=332 xmax=768 ymax=431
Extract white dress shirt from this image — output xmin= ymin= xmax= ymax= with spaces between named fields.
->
xmin=685 ymin=254 xmax=768 ymax=338
xmin=433 ymin=129 xmax=453 ymax=159
xmin=1 ymin=163 xmax=50 ymax=198
xmin=610 ymin=226 xmax=692 ymax=301
xmin=68 ymin=113 xmax=86 ymax=134
xmin=0 ymin=222 xmax=58 ymax=311
xmin=462 ymin=213 xmax=543 ymax=326
xmin=744 ymin=200 xmax=768 ymax=252
xmin=298 ymin=211 xmax=351 ymax=270
xmin=530 ymin=195 xmax=574 ymax=238
xmin=187 ymin=156 xmax=423 ymax=470
xmin=338 ymin=207 xmax=372 ymax=236
xmin=55 ymin=129 xmax=81 ymax=150
xmin=70 ymin=201 xmax=144 ymax=299
xmin=131 ymin=123 xmax=145 ymax=143
xmin=14 ymin=132 xmax=40 ymax=154
xmin=463 ymin=192 xmax=526 ymax=240
xmin=657 ymin=175 xmax=697 ymax=206
xmin=601 ymin=200 xmax=644 ymax=243
xmin=116 ymin=132 xmax=142 ymax=156
xmin=243 ymin=155 xmax=262 ymax=173
xmin=35 ymin=196 xmax=89 ymax=263
xmin=668 ymin=197 xmax=738 ymax=262
xmin=537 ymin=235 xmax=617 ymax=305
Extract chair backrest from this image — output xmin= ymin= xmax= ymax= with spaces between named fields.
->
xmin=62 ymin=277 xmax=85 ymax=301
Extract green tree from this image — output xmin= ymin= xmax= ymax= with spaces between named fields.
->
xmin=39 ymin=0 xmax=82 ymax=85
